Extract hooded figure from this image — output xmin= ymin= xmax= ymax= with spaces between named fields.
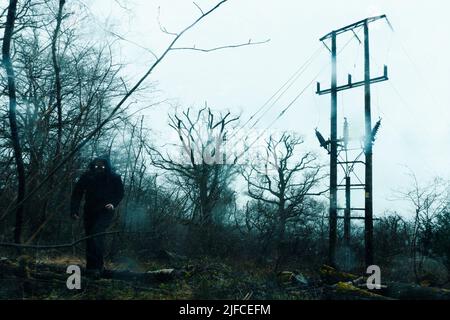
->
xmin=70 ymin=156 xmax=124 ymax=274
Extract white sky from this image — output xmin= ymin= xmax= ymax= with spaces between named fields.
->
xmin=86 ymin=0 xmax=450 ymax=219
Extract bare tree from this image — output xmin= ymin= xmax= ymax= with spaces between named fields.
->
xmin=148 ymin=107 xmax=239 ymax=229
xmin=374 ymin=212 xmax=410 ymax=260
xmin=0 ymin=0 xmax=127 ymax=243
xmin=242 ymin=133 xmax=324 ymax=268
xmin=394 ymin=171 xmax=448 ymax=282
xmin=2 ymin=0 xmax=26 ymax=244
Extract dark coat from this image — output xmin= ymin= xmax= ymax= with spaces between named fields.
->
xmin=70 ymin=157 xmax=124 ymax=216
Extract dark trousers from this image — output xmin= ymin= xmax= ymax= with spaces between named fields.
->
xmin=83 ymin=209 xmax=114 ymax=271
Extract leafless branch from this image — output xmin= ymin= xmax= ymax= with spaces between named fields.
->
xmin=157 ymin=6 xmax=178 ymax=36
xmin=172 ymin=39 xmax=270 ymax=53
xmin=0 ymin=231 xmax=119 ymax=249
xmin=193 ymin=1 xmax=204 ymax=15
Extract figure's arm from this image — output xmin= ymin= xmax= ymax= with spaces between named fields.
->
xmin=70 ymin=174 xmax=87 ymax=217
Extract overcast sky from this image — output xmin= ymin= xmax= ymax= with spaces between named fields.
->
xmin=86 ymin=0 xmax=450 ymax=218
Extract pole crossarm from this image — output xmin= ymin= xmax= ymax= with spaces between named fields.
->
xmin=319 ymin=15 xmax=387 ymax=42
xmin=337 ymin=183 xmax=366 ymax=187
xmin=337 ymin=161 xmax=366 ymax=165
xmin=325 ymin=215 xmax=381 ymax=221
xmin=317 ymin=66 xmax=388 ymax=95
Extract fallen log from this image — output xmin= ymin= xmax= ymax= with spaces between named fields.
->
xmin=103 ymin=268 xmax=187 ymax=282
xmin=316 ymin=265 xmax=450 ymax=300
xmin=319 ymin=265 xmax=359 ymax=284
xmin=155 ymin=250 xmax=188 ymax=262
xmin=0 ymin=256 xmax=187 ymax=284
xmin=379 ymin=282 xmax=450 ymax=300
xmin=321 ymin=278 xmax=450 ymax=300
xmin=324 ymin=281 xmax=393 ymax=300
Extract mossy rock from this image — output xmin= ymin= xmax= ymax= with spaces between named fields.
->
xmin=319 ymin=265 xmax=358 ymax=284
xmin=277 ymin=271 xmax=295 ymax=285
xmin=332 ymin=282 xmax=391 ymax=300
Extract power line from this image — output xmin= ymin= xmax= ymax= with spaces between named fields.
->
xmin=228 ymin=45 xmax=325 ymax=142
xmin=385 ymin=20 xmax=446 ymax=123
xmin=365 ymin=25 xmax=433 ymax=173
xmin=339 ymin=20 xmax=433 ymax=177
xmin=232 ymin=31 xmax=361 ymax=163
xmin=247 ymin=47 xmax=325 ymax=130
xmin=232 ymin=65 xmax=327 ymax=163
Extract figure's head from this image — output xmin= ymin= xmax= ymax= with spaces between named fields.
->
xmin=89 ymin=156 xmax=111 ymax=176
xmin=93 ymin=159 xmax=106 ymax=175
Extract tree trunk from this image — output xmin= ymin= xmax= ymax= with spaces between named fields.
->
xmin=2 ymin=0 xmax=26 ymax=244
xmin=51 ymin=0 xmax=65 ymax=157
xmin=199 ymin=172 xmax=212 ymax=225
xmin=274 ymin=207 xmax=287 ymax=271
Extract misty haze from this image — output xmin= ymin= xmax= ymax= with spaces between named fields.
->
xmin=0 ymin=0 xmax=450 ymax=302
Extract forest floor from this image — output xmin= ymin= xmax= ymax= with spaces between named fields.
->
xmin=1 ymin=253 xmax=450 ymax=300
xmin=0 ymin=254 xmax=322 ymax=299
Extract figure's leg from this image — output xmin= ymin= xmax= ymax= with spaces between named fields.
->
xmin=91 ymin=211 xmax=114 ymax=272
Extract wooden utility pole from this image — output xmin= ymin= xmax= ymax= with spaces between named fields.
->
xmin=316 ymin=15 xmax=389 ymax=268
xmin=344 ymin=176 xmax=351 ymax=246
xmin=363 ymin=21 xmax=374 ymax=267
xmin=343 ymin=118 xmax=351 ymax=247
xmin=329 ymin=32 xmax=338 ymax=267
